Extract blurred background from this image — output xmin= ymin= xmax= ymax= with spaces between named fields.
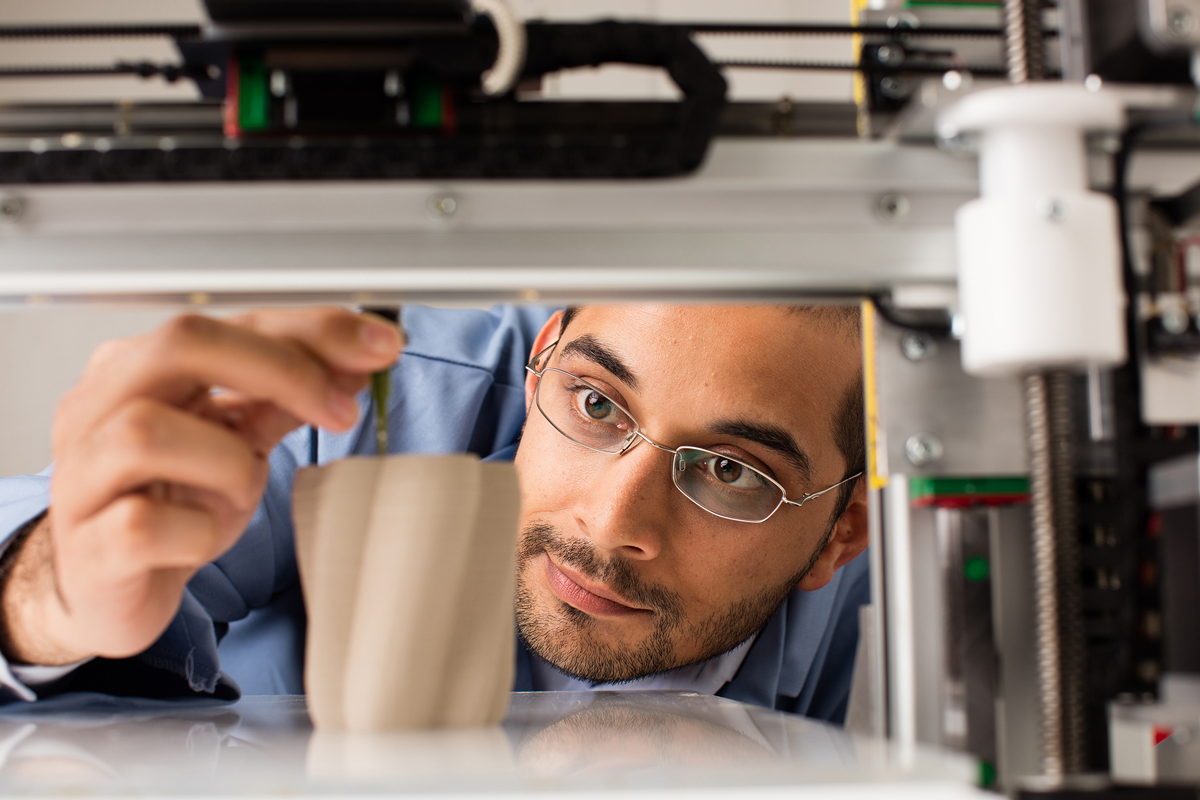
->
xmin=0 ymin=0 xmax=854 ymax=477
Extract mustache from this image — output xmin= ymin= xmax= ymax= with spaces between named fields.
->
xmin=518 ymin=522 xmax=684 ymax=622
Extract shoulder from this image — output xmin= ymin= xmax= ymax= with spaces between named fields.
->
xmin=400 ymin=305 xmax=555 ymax=381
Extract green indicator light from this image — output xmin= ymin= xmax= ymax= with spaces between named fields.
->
xmin=978 ymin=759 xmax=996 ymax=788
xmin=412 ymin=81 xmax=443 ymax=129
xmin=964 ymin=556 xmax=990 ymax=583
xmin=238 ymin=58 xmax=270 ymax=131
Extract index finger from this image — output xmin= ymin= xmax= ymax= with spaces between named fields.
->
xmin=56 ymin=309 xmax=402 ymax=450
xmin=228 ymin=307 xmax=405 ymax=379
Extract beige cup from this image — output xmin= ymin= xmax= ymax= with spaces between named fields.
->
xmin=292 ymin=454 xmax=520 ymax=731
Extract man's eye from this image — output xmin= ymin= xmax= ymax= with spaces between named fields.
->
xmin=707 ymin=457 xmax=766 ymax=490
xmin=573 ymin=388 xmax=618 ymax=423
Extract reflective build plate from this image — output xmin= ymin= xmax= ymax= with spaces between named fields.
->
xmin=0 ymin=692 xmax=984 ymax=798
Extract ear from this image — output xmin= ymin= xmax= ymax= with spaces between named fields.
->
xmin=796 ymin=477 xmax=868 ymax=592
xmin=525 ymin=309 xmax=566 ymax=413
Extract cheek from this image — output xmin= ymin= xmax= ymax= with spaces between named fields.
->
xmin=515 ymin=423 xmax=592 ymax=512
xmin=676 ymin=528 xmax=806 ymax=609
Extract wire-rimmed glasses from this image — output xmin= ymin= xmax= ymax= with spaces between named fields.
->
xmin=526 ymin=341 xmax=862 ymax=524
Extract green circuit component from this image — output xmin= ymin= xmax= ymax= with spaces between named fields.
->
xmin=909 ymin=476 xmax=1029 ymax=508
xmin=237 ymin=57 xmax=270 ymax=131
xmin=412 ymin=80 xmax=444 ymax=129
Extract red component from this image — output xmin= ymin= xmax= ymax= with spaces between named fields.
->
xmin=1152 ymin=725 xmax=1174 ymax=746
xmin=223 ymin=56 xmax=240 ymax=138
xmin=441 ymin=87 xmax=457 ymax=134
xmin=912 ymin=493 xmax=1030 ymax=509
xmin=1147 ymin=512 xmax=1162 ymax=540
xmin=1140 ymin=560 xmax=1157 ymax=588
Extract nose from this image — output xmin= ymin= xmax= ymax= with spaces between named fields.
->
xmin=572 ymin=441 xmax=674 ymax=561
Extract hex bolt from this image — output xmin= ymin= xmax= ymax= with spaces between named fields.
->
xmin=905 ymin=433 xmax=944 ymax=466
xmin=428 ymin=194 xmax=458 ymax=218
xmin=0 ymin=196 xmax=25 ymax=222
xmin=900 ymin=331 xmax=938 ymax=361
xmin=876 ymin=192 xmax=910 ymax=220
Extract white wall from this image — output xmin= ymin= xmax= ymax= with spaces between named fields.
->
xmin=0 ymin=309 xmax=180 ymax=476
xmin=0 ymin=0 xmax=852 ymax=477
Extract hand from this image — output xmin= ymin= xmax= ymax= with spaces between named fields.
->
xmin=0 ymin=308 xmax=402 ymax=666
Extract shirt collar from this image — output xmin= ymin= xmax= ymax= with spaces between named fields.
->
xmin=528 ymin=634 xmax=758 ymax=696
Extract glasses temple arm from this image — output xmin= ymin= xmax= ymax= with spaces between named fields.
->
xmin=788 ymin=471 xmax=865 ymax=506
xmin=526 ymin=339 xmax=560 ymax=375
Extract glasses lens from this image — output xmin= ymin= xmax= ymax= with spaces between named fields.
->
xmin=536 ymin=369 xmax=637 ymax=454
xmin=672 ymin=448 xmax=783 ymax=522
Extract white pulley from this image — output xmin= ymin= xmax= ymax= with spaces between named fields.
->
xmin=938 ymin=84 xmax=1127 ymax=377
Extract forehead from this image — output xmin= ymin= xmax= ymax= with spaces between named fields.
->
xmin=560 ymin=305 xmax=860 ymax=444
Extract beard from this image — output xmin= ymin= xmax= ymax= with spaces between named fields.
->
xmin=514 ymin=520 xmax=829 ymax=684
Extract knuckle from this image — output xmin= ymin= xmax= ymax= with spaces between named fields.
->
xmin=114 ymin=400 xmax=165 ymax=455
xmin=315 ymin=307 xmax=359 ymax=339
xmin=81 ymin=337 xmax=133 ymax=381
xmin=109 ymin=496 xmax=157 ymax=551
xmin=155 ymin=313 xmax=217 ymax=353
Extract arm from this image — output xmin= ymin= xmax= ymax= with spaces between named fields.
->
xmin=0 ymin=309 xmax=402 ymax=672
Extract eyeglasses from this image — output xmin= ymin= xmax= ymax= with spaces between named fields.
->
xmin=525 ymin=341 xmax=862 ymax=524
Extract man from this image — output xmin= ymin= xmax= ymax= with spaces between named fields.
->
xmin=0 ymin=303 xmax=868 ymax=721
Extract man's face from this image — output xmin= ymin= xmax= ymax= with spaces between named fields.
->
xmin=513 ymin=305 xmax=863 ymax=683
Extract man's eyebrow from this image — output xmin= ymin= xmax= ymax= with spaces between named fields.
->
xmin=558 ymin=335 xmax=641 ymax=391
xmin=708 ymin=420 xmax=813 ymax=485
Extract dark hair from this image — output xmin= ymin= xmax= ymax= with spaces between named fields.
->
xmin=557 ymin=305 xmax=865 ymax=523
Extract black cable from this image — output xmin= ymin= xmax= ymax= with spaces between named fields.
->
xmin=0 ymin=21 xmax=1037 ymax=41
xmin=0 ymin=61 xmax=195 ymax=81
xmin=684 ymin=23 xmax=1021 ymax=38
xmin=1112 ymin=112 xmax=1198 ymax=362
xmin=0 ymin=24 xmax=202 ymax=39
xmin=870 ymin=293 xmax=953 ymax=337
xmin=716 ymin=60 xmax=1008 ymax=76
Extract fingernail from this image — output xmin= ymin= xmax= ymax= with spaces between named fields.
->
xmin=361 ymin=322 xmax=399 ymax=355
xmin=330 ymin=392 xmax=358 ymax=425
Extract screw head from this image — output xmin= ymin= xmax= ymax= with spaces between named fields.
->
xmin=905 ymin=433 xmax=944 ymax=466
xmin=1036 ymin=198 xmax=1067 ymax=221
xmin=428 ymin=194 xmax=458 ymax=218
xmin=0 ymin=196 xmax=24 ymax=222
xmin=878 ymin=75 xmax=911 ymax=99
xmin=877 ymin=192 xmax=910 ymax=220
xmin=885 ymin=12 xmax=920 ymax=30
xmin=900 ymin=331 xmax=937 ymax=361
xmin=1169 ymin=5 xmax=1197 ymax=35
xmin=1161 ymin=307 xmax=1191 ymax=334
xmin=876 ymin=44 xmax=905 ymax=66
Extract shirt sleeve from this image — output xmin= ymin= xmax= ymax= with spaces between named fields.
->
xmin=0 ymin=476 xmax=95 ymax=702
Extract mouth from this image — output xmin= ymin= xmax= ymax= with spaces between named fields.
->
xmin=542 ymin=552 xmax=651 ymax=618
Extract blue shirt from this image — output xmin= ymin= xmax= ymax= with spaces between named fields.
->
xmin=0 ymin=305 xmax=869 ymax=722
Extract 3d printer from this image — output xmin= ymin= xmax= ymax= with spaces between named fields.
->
xmin=1 ymin=0 xmax=1200 ymax=793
